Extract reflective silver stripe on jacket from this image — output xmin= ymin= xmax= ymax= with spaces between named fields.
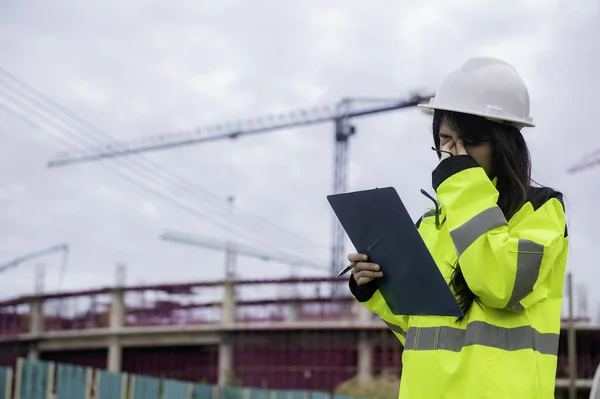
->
xmin=450 ymin=206 xmax=508 ymax=256
xmin=449 ymin=205 xmax=545 ymax=310
xmin=403 ymin=321 xmax=558 ymax=356
xmin=505 ymin=239 xmax=544 ymax=310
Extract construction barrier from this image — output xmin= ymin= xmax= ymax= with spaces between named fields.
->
xmin=0 ymin=358 xmax=376 ymax=399
xmin=0 ymin=366 xmax=11 ymax=399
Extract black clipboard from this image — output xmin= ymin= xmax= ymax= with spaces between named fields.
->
xmin=327 ymin=186 xmax=463 ymax=317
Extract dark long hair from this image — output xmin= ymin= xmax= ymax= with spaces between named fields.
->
xmin=432 ymin=110 xmax=532 ymax=321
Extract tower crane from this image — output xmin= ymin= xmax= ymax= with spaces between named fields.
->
xmin=47 ymin=94 xmax=434 ymax=279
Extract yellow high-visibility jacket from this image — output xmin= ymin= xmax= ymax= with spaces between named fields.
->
xmin=349 ymin=155 xmax=568 ymax=399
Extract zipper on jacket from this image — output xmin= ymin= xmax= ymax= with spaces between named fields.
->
xmin=420 ymin=189 xmax=442 ymax=229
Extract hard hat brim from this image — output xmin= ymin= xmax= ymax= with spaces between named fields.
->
xmin=417 ymin=103 xmax=535 ymax=128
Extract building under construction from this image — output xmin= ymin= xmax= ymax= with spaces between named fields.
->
xmin=0 ymin=276 xmax=597 ymax=398
xmin=5 ymin=71 xmax=600 ymax=398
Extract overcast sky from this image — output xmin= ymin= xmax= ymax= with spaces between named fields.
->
xmin=1 ymin=0 xmax=599 ymax=318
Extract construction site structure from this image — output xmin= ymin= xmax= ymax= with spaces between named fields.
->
xmin=0 ymin=276 xmax=596 ymax=398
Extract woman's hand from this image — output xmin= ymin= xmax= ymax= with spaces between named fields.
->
xmin=440 ymin=139 xmax=468 ymax=161
xmin=348 ymin=253 xmax=383 ymax=285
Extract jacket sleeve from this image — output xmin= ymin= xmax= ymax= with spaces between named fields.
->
xmin=349 ymin=275 xmax=409 ymax=345
xmin=433 ymin=155 xmax=567 ymax=310
xmin=347 ymin=217 xmax=428 ymax=345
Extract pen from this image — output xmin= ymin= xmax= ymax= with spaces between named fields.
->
xmin=336 ymin=263 xmax=354 ymax=277
xmin=336 ymin=236 xmax=382 ymax=277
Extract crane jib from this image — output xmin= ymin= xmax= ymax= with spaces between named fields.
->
xmin=46 ymin=95 xmax=431 ymax=168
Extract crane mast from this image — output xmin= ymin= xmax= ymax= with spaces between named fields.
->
xmin=47 ymin=94 xmax=433 ymax=284
xmin=331 ymin=100 xmax=355 ymax=286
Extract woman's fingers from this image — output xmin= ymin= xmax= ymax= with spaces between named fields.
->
xmin=348 ymin=253 xmax=368 ymax=262
xmin=355 ymin=261 xmax=380 ymax=272
xmin=455 ymin=139 xmax=468 ymax=155
xmin=347 ymin=253 xmax=383 ymax=285
xmin=441 ymin=140 xmax=456 ymax=152
xmin=356 ymin=276 xmax=375 ymax=285
xmin=440 ymin=140 xmax=456 ymax=160
xmin=355 ymin=272 xmax=383 ymax=285
xmin=352 ymin=261 xmax=383 ymax=285
xmin=355 ymin=269 xmax=383 ymax=279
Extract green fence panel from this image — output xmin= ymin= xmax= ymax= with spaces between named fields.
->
xmin=290 ymin=391 xmax=308 ymax=399
xmin=309 ymin=392 xmax=329 ymax=399
xmin=55 ymin=363 xmax=88 ymax=399
xmin=221 ymin=386 xmax=246 ymax=399
xmin=163 ymin=379 xmax=190 ymax=399
xmin=130 ymin=375 xmax=161 ymax=399
xmin=17 ymin=359 xmax=52 ymax=399
xmin=248 ymin=388 xmax=271 ymax=399
xmin=96 ymin=370 xmax=126 ymax=399
xmin=192 ymin=383 xmax=214 ymax=399
xmin=0 ymin=367 xmax=12 ymax=399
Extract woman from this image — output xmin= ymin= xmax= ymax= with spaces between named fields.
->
xmin=348 ymin=57 xmax=568 ymax=398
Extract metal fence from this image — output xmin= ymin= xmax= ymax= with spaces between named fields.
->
xmin=0 ymin=358 xmax=380 ymax=399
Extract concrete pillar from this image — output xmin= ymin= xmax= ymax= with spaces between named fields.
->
xmin=219 ymin=281 xmax=235 ymax=386
xmin=222 ymin=282 xmax=235 ymax=324
xmin=218 ymin=336 xmax=234 ymax=386
xmin=27 ymin=298 xmax=43 ymax=360
xmin=109 ymin=289 xmax=124 ymax=329
xmin=107 ymin=337 xmax=121 ymax=372
xmin=27 ymin=344 xmax=39 ymax=361
xmin=288 ymin=301 xmax=301 ymax=322
xmin=29 ymin=299 xmax=43 ymax=336
xmin=107 ymin=289 xmax=124 ymax=372
xmin=357 ymin=331 xmax=373 ymax=382
xmin=354 ymin=302 xmax=372 ymax=323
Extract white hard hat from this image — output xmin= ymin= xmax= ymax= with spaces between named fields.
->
xmin=418 ymin=57 xmax=535 ymax=129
